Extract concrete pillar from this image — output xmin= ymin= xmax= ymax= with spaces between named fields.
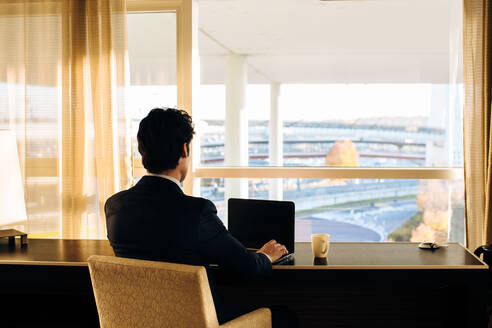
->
xmin=224 ymin=55 xmax=248 ymax=225
xmin=269 ymin=82 xmax=283 ymax=200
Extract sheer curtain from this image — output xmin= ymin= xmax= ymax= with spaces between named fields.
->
xmin=0 ymin=0 xmax=131 ymax=239
xmin=463 ymin=0 xmax=492 ymax=251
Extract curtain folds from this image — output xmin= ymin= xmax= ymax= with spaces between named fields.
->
xmin=0 ymin=0 xmax=131 ymax=239
xmin=463 ymin=0 xmax=492 ymax=251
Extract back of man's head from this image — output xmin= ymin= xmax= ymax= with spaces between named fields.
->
xmin=137 ymin=108 xmax=194 ymax=174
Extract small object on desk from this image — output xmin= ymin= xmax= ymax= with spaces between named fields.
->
xmin=311 ymin=233 xmax=330 ymax=258
xmin=0 ymin=229 xmax=28 ymax=247
xmin=419 ymin=241 xmax=439 ymax=250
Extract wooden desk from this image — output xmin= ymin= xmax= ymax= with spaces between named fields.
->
xmin=214 ymin=242 xmax=489 ymax=328
xmin=0 ymin=239 xmax=487 ymax=327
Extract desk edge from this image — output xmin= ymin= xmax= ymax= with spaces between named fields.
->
xmin=459 ymin=242 xmax=489 ymax=268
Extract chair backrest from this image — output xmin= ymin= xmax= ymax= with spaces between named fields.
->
xmin=87 ymin=255 xmax=219 ymax=328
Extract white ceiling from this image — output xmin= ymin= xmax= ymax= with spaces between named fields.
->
xmin=128 ymin=0 xmax=461 ymax=85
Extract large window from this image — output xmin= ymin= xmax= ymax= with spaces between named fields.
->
xmin=0 ymin=0 xmax=469 ymax=243
xmin=127 ymin=0 xmax=464 ymax=244
xmin=192 ymin=0 xmax=464 ymax=243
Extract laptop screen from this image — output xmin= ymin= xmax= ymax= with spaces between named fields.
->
xmin=228 ymin=198 xmax=295 ymax=253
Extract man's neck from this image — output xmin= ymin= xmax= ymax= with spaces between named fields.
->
xmin=148 ymin=172 xmax=182 ymax=188
xmin=159 ymin=170 xmax=181 ymax=181
xmin=158 ymin=169 xmax=181 ymax=182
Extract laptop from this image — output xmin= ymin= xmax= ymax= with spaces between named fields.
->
xmin=228 ymin=198 xmax=295 ymax=265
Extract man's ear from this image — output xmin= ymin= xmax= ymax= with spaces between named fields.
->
xmin=182 ymin=142 xmax=189 ymax=158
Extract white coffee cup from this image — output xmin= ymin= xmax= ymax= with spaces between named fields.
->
xmin=311 ymin=233 xmax=330 ymax=258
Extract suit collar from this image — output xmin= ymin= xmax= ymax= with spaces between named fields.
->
xmin=146 ymin=173 xmax=182 ymax=189
xmin=136 ymin=175 xmax=184 ymax=195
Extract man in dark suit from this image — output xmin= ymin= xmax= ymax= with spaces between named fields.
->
xmin=105 ymin=108 xmax=296 ymax=327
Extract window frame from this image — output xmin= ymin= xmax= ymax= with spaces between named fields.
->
xmin=133 ymin=164 xmax=463 ymax=181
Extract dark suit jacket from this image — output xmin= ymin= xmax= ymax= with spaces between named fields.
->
xmin=105 ymin=175 xmax=272 ymax=323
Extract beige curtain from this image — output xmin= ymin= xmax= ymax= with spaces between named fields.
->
xmin=463 ymin=0 xmax=492 ymax=251
xmin=0 ymin=0 xmax=131 ymax=239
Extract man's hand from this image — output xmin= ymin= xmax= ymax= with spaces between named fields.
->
xmin=256 ymin=239 xmax=288 ymax=262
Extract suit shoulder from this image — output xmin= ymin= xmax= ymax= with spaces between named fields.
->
xmin=104 ymin=188 xmax=135 ymax=213
xmin=182 ymin=195 xmax=216 ymax=211
xmin=106 ymin=189 xmax=130 ymax=204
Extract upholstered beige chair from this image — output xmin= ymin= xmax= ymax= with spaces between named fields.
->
xmin=87 ymin=255 xmax=271 ymax=328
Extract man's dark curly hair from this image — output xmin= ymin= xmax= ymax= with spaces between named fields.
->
xmin=137 ymin=108 xmax=195 ymax=174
